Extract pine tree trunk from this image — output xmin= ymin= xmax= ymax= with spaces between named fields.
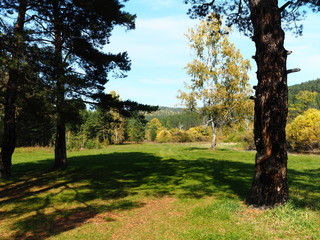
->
xmin=0 ymin=71 xmax=18 ymax=178
xmin=54 ymin=116 xmax=67 ymax=169
xmin=53 ymin=1 xmax=67 ymax=169
xmin=248 ymin=0 xmax=289 ymax=207
xmin=0 ymin=0 xmax=27 ymax=178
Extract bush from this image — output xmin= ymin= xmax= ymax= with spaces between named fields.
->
xmin=186 ymin=126 xmax=211 ymax=142
xmin=287 ymin=109 xmax=320 ymax=150
xmin=66 ymin=133 xmax=103 ymax=150
xmin=156 ymin=130 xmax=173 ymax=143
xmin=170 ymin=128 xmax=191 ymax=142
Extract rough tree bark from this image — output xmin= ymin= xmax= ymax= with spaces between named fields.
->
xmin=248 ymin=0 xmax=289 ymax=206
xmin=53 ymin=1 xmax=67 ymax=169
xmin=0 ymin=0 xmax=27 ymax=178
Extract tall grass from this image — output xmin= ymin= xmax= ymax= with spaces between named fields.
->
xmin=0 ymin=143 xmax=319 ymax=239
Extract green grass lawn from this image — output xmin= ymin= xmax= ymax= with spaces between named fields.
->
xmin=0 ymin=143 xmax=319 ymax=239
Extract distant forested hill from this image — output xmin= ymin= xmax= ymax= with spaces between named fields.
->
xmin=289 ymin=78 xmax=320 ymax=108
xmin=145 ymin=107 xmax=204 ymax=130
xmin=149 ymin=78 xmax=320 ymax=128
xmin=152 ymin=107 xmax=184 ymax=114
xmin=289 ymin=78 xmax=320 ymax=95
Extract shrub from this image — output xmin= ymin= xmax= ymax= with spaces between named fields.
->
xmin=66 ymin=132 xmax=103 ymax=150
xmin=186 ymin=126 xmax=211 ymax=142
xmin=156 ymin=130 xmax=173 ymax=143
xmin=287 ymin=109 xmax=320 ymax=150
xmin=84 ymin=139 xmax=102 ymax=149
xmin=170 ymin=128 xmax=191 ymax=142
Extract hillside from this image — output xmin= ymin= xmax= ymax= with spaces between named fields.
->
xmin=151 ymin=106 xmax=184 ymax=114
xmin=146 ymin=78 xmax=320 ymax=128
xmin=288 ymin=78 xmax=320 ymax=108
xmin=145 ymin=107 xmax=204 ymax=130
xmin=289 ymin=78 xmax=320 ymax=95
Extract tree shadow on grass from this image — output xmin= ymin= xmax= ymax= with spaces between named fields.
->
xmin=288 ymin=167 xmax=320 ymax=210
xmin=1 ymin=151 xmax=255 ymax=239
xmin=1 ymin=150 xmax=319 ymax=239
xmin=1 ymin=153 xmax=157 ymax=240
xmin=10 ymin=198 xmax=144 ymax=240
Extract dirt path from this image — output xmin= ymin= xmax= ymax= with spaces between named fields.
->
xmin=110 ymin=197 xmax=180 ymax=240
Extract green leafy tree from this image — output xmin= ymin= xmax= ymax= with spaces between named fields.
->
xmin=178 ymin=14 xmax=251 ymax=150
xmin=127 ymin=118 xmax=146 ymax=143
xmin=287 ymin=109 xmax=320 ymax=150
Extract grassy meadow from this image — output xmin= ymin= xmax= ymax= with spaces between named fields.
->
xmin=0 ymin=143 xmax=319 ymax=239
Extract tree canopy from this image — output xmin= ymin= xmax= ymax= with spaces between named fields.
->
xmin=184 ymin=0 xmax=320 ymax=36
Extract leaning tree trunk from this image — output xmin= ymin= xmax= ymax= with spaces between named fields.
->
xmin=0 ymin=0 xmax=27 ymax=178
xmin=53 ymin=1 xmax=67 ymax=169
xmin=248 ymin=0 xmax=289 ymax=207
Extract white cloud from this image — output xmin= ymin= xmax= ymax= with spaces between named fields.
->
xmin=108 ymin=15 xmax=197 ymax=68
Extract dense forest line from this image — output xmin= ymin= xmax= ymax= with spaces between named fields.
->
xmin=289 ymin=78 xmax=320 ymax=108
xmin=0 ymin=76 xmax=317 ymax=148
xmin=0 ymin=77 xmax=318 ymax=149
xmin=145 ymin=108 xmax=204 ymax=130
xmin=288 ymin=78 xmax=320 ymax=119
xmin=289 ymin=78 xmax=320 ymax=99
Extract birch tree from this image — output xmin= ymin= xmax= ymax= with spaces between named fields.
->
xmin=178 ymin=14 xmax=252 ymax=149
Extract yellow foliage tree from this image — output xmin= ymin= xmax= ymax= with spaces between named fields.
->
xmin=178 ymin=14 xmax=252 ymax=149
xmin=146 ymin=118 xmax=163 ymax=141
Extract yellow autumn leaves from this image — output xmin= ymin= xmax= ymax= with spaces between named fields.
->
xmin=178 ymin=13 xmax=253 ymax=128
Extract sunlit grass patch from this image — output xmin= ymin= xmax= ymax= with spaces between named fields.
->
xmin=1 ymin=143 xmax=319 ymax=239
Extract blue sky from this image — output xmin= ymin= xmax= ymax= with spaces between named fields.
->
xmin=105 ymin=0 xmax=320 ymax=107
